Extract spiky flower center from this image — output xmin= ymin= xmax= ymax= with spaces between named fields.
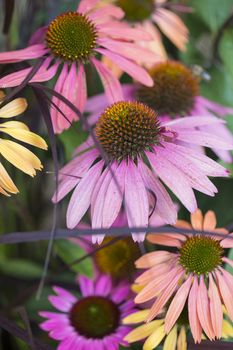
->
xmin=70 ymin=296 xmax=120 ymax=338
xmin=94 ymin=236 xmax=141 ymax=279
xmin=95 ymin=101 xmax=161 ymax=160
xmin=117 ymin=0 xmax=154 ymax=22
xmin=46 ymin=12 xmax=97 ymax=62
xmin=179 ymin=236 xmax=223 ymax=275
xmin=137 ymin=61 xmax=199 ymax=116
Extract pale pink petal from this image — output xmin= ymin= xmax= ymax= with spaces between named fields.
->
xmin=138 ymin=160 xmax=177 ymax=224
xmin=96 ymin=48 xmax=153 ymax=87
xmin=66 ymin=161 xmax=104 ymax=229
xmin=153 ymin=9 xmax=188 ymax=51
xmin=135 ymin=251 xmax=175 ymax=269
xmin=220 ymin=233 xmax=233 ymax=248
xmin=124 ymin=160 xmax=149 ymax=241
xmin=208 ymin=274 xmax=222 ymax=338
xmin=163 ymin=141 xmax=229 ymax=177
xmin=146 ymin=269 xmax=184 ymax=322
xmin=102 ymin=161 xmax=125 ymax=227
xmin=164 ymin=116 xmax=225 ymax=129
xmin=98 ymin=38 xmax=158 ymax=64
xmin=197 ymin=275 xmax=215 ymax=340
xmin=91 ymin=166 xmax=115 ymax=229
xmin=215 ymin=270 xmax=233 ymax=321
xmin=98 ymin=23 xmax=153 ymax=40
xmin=85 ymin=92 xmax=108 ymax=113
xmin=165 ymin=275 xmax=193 ymax=332
xmin=147 ymin=150 xmax=197 ymax=212
xmin=92 ymin=57 xmax=123 ymax=103
xmin=222 ymin=257 xmax=233 ymax=268
xmin=135 ymin=260 xmax=174 ymax=284
xmin=0 ymin=44 xmax=47 ymax=63
xmin=135 ymin=266 xmax=182 ymax=304
xmin=176 ymin=130 xmax=233 ymax=150
xmin=198 ymin=96 xmax=233 ymax=116
xmin=158 ymin=145 xmax=217 ymax=196
xmin=88 ymin=5 xmax=124 ymax=21
xmin=188 ymin=276 xmax=202 ymax=343
xmin=0 ymin=58 xmax=58 ymax=88
xmin=77 ymin=0 xmax=99 ymax=14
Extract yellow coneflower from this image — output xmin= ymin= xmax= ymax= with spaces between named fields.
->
xmin=0 ymin=91 xmax=47 ymax=196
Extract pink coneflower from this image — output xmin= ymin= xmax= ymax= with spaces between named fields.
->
xmin=53 ymin=100 xmax=231 ymax=242
xmin=87 ymin=60 xmax=233 ymax=162
xmin=134 ymin=209 xmax=233 ymax=343
xmin=0 ymin=0 xmax=155 ymax=134
xmin=39 ymin=275 xmax=135 ymax=349
xmin=99 ymin=0 xmax=189 ymax=52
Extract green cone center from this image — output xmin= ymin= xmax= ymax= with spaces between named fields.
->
xmin=70 ymin=296 xmax=120 ymax=338
xmin=95 ymin=236 xmax=141 ymax=279
xmin=179 ymin=236 xmax=223 ymax=275
xmin=137 ymin=61 xmax=199 ymax=117
xmin=95 ymin=101 xmax=161 ymax=161
xmin=46 ymin=12 xmax=97 ymax=62
xmin=117 ymin=0 xmax=154 ymax=22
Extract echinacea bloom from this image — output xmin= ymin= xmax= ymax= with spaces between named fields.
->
xmin=53 ymin=100 xmax=231 ymax=243
xmin=39 ymin=275 xmax=135 ymax=349
xmin=99 ymin=0 xmax=189 ymax=53
xmin=134 ymin=209 xmax=233 ymax=343
xmin=87 ymin=60 xmax=233 ymax=162
xmin=0 ymin=0 xmax=157 ymax=134
xmin=123 ymin=307 xmax=233 ymax=350
xmin=0 ymin=91 xmax=47 ymax=195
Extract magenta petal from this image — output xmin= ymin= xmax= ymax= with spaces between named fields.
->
xmin=124 ymin=160 xmax=149 ymax=241
xmin=94 ymin=275 xmax=112 ymax=296
xmin=92 ymin=57 xmax=123 ymax=103
xmin=79 ymin=276 xmax=95 ymax=297
xmin=0 ymin=44 xmax=47 ymax=63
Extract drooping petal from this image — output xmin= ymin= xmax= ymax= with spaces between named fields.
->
xmin=0 ymin=44 xmax=47 ymax=63
xmin=165 ymin=275 xmax=192 ymax=333
xmin=163 ymin=325 xmax=177 ymax=350
xmin=188 ymin=276 xmax=202 ymax=343
xmin=125 ymin=160 xmax=149 ymax=241
xmin=92 ymin=57 xmax=123 ymax=103
xmin=197 ymin=275 xmax=215 ymax=340
xmin=66 ymin=161 xmax=104 ymax=228
xmin=208 ymin=274 xmax=223 ymax=338
xmin=124 ymin=320 xmax=163 ymax=343
xmin=135 ymin=251 xmax=174 ymax=269
xmin=96 ymin=48 xmax=153 ymax=87
xmin=0 ymin=98 xmax=27 ymax=118
xmin=143 ymin=324 xmax=165 ymax=349
xmin=0 ymin=127 xmax=47 ymax=149
xmin=215 ymin=270 xmax=233 ymax=321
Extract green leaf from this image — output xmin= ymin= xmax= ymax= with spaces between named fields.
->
xmin=0 ymin=258 xmax=43 ymax=278
xmin=54 ymin=239 xmax=93 ymax=277
xmin=190 ymin=0 xmax=233 ymax=32
xmin=219 ymin=28 xmax=233 ymax=79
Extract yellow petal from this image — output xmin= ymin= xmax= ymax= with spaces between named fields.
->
xmin=0 ymin=139 xmax=43 ymax=176
xmin=0 ymin=98 xmax=27 ymax=118
xmin=0 ymin=162 xmax=18 ymax=194
xmin=123 ymin=310 xmax=150 ymax=324
xmin=0 ymin=128 xmax=48 ymax=149
xmin=163 ymin=325 xmax=177 ymax=350
xmin=222 ymin=319 xmax=233 ymax=338
xmin=143 ymin=324 xmax=165 ymax=350
xmin=131 ymin=283 xmax=144 ymax=294
xmin=0 ymin=121 xmax=29 ymax=130
xmin=124 ymin=320 xmax=164 ymax=343
xmin=0 ymin=185 xmax=10 ymax=196
xmin=177 ymin=326 xmax=187 ymax=350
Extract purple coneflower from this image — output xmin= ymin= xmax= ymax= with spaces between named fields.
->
xmin=40 ymin=275 xmax=135 ymax=349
